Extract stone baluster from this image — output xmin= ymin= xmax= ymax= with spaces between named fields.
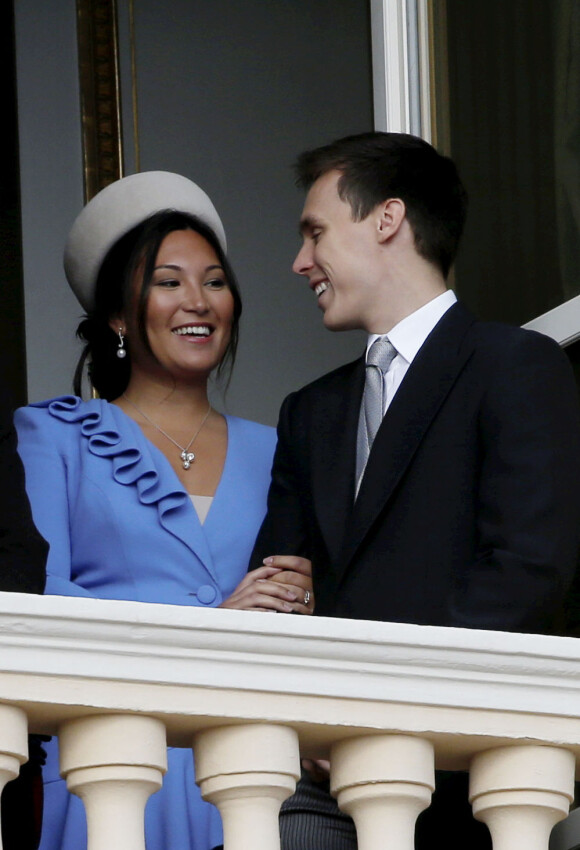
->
xmin=331 ymin=734 xmax=435 ymax=850
xmin=194 ymin=723 xmax=300 ymax=850
xmin=0 ymin=705 xmax=29 ymax=850
xmin=469 ymin=744 xmax=575 ymax=850
xmin=59 ymin=714 xmax=167 ymax=850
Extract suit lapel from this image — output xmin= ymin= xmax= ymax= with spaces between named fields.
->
xmin=106 ymin=402 xmax=219 ymax=584
xmin=338 ymin=302 xmax=477 ymax=578
xmin=158 ymin=486 xmax=219 ymax=583
xmin=310 ymin=357 xmax=365 ymax=566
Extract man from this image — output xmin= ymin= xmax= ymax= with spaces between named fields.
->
xmin=250 ymin=132 xmax=580 ymax=848
xmin=0 ymin=378 xmax=48 ymax=850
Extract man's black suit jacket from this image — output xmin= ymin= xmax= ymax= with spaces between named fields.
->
xmin=251 ymin=302 xmax=580 ymax=634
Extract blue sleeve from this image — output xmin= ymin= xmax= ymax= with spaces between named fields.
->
xmin=15 ymin=405 xmax=95 ymax=598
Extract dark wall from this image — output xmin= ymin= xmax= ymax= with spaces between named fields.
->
xmin=1 ymin=1 xmax=27 ymax=407
xmin=117 ymin=0 xmax=373 ymax=423
xmin=446 ymin=0 xmax=563 ymax=326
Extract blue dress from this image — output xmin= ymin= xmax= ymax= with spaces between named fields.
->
xmin=15 ymin=396 xmax=277 ymax=850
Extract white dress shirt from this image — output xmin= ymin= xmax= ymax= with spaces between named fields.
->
xmin=366 ymin=289 xmax=457 ymax=415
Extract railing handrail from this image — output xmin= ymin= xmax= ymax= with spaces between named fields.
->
xmin=0 ymin=591 xmax=579 ymax=766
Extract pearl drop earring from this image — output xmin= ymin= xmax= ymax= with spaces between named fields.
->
xmin=116 ymin=328 xmax=127 ymax=359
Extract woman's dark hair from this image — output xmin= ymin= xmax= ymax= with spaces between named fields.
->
xmin=73 ymin=211 xmax=242 ymax=400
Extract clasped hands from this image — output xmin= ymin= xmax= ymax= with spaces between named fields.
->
xmin=220 ymin=555 xmax=313 ymax=614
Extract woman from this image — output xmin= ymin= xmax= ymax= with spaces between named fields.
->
xmin=15 ymin=171 xmax=312 ymax=850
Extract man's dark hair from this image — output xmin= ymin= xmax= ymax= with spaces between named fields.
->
xmin=295 ymin=131 xmax=468 ymax=278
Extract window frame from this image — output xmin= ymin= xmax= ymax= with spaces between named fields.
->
xmin=370 ymin=0 xmax=580 ymax=346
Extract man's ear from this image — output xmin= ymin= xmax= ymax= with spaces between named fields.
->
xmin=376 ymin=198 xmax=406 ymax=243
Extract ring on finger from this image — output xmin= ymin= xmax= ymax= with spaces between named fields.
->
xmin=303 ymin=590 xmax=311 ymax=606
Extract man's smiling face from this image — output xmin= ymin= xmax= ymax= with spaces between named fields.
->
xmin=293 ymin=170 xmax=385 ymax=333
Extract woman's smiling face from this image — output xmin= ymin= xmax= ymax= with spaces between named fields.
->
xmin=117 ymin=228 xmax=235 ymax=383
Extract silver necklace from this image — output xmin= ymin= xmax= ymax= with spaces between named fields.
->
xmin=122 ymin=394 xmax=211 ymax=470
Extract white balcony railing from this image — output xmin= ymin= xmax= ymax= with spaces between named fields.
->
xmin=0 ymin=591 xmax=579 ymax=850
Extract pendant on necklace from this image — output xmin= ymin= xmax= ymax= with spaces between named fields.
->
xmin=181 ymin=450 xmax=195 ymax=470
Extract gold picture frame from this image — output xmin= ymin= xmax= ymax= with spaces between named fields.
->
xmin=76 ymin=0 xmax=124 ymax=202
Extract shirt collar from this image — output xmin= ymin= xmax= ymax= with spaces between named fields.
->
xmin=366 ymin=289 xmax=457 ymax=365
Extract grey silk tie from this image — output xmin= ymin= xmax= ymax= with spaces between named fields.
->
xmin=355 ymin=336 xmax=397 ymax=493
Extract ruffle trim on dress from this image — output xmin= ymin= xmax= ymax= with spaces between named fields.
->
xmin=44 ymin=396 xmax=187 ymax=517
